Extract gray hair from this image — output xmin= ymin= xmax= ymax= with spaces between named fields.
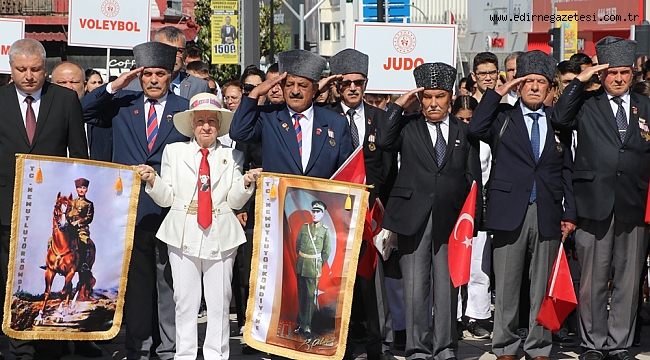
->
xmin=8 ymin=39 xmax=46 ymax=64
xmin=154 ymin=26 xmax=186 ymax=46
xmin=504 ymin=51 xmax=524 ymax=67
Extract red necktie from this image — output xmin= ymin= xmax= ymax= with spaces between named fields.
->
xmin=198 ymin=148 xmax=212 ymax=229
xmin=25 ymin=96 xmax=36 ymax=145
xmin=146 ymin=99 xmax=159 ymax=151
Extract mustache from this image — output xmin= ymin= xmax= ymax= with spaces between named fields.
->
xmin=347 ymin=89 xmax=360 ymax=96
xmin=426 ymin=106 xmax=443 ymax=112
xmin=526 ymin=90 xmax=542 ymax=96
xmin=289 ymin=93 xmax=304 ymax=99
xmin=146 ymin=84 xmax=163 ymax=90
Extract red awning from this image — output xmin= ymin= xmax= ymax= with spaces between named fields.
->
xmin=26 ymin=31 xmax=67 ymax=42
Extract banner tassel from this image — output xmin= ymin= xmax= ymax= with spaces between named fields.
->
xmin=115 ymin=170 xmax=123 ymax=191
xmin=270 ymin=181 xmax=277 ymax=199
xmin=35 ymin=161 xmax=43 ymax=183
xmin=345 ymin=188 xmax=352 ymax=210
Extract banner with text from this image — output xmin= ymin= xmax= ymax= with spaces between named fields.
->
xmin=211 ymin=0 xmax=239 ymax=65
xmin=3 ymin=155 xmax=139 ymax=340
xmin=354 ymin=23 xmax=457 ymax=94
xmin=68 ymin=0 xmax=151 ymax=49
xmin=0 ymin=19 xmax=25 ymax=74
xmin=243 ymin=173 xmax=368 ymax=360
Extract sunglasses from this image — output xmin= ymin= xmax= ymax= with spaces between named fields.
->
xmin=339 ymin=79 xmax=366 ymax=88
xmin=242 ymin=83 xmax=258 ymax=94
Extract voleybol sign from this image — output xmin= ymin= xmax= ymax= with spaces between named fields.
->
xmin=68 ymin=0 xmax=151 ymax=50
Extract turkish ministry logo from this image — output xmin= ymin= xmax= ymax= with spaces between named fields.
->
xmin=101 ymin=0 xmax=120 ymax=17
xmin=392 ymin=30 xmax=417 ymax=54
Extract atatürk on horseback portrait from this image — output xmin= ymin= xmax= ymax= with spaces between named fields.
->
xmin=2 ymin=155 xmax=139 ymax=341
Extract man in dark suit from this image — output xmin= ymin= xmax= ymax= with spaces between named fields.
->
xmin=230 ymin=49 xmax=352 ymax=178
xmin=468 ymin=50 xmax=577 ymax=360
xmin=322 ymin=48 xmax=397 ymax=360
xmin=220 ymin=16 xmax=237 ymax=44
xmin=375 ymin=63 xmax=481 ymax=360
xmin=551 ymin=37 xmax=650 ymax=360
xmin=0 ymin=38 xmax=88 ymax=360
xmin=126 ymin=26 xmax=210 ymax=103
xmin=82 ymin=42 xmax=189 ymax=360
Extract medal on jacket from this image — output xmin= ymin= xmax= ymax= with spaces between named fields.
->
xmin=368 ymin=134 xmax=376 ymax=151
xmin=554 ymin=132 xmax=563 ymax=152
xmin=328 ymin=129 xmax=336 ymax=147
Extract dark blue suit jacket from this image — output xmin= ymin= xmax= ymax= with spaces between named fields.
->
xmin=230 ymin=96 xmax=353 ymax=178
xmin=82 ymin=84 xmax=189 ymax=230
xmin=468 ymin=88 xmax=576 ymax=238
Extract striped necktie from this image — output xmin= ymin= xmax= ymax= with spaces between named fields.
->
xmin=529 ymin=113 xmax=540 ymax=203
xmin=147 ymin=99 xmax=159 ymax=151
xmin=293 ymin=113 xmax=303 ymax=156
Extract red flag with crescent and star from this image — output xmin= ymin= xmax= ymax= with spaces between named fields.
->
xmin=535 ymin=243 xmax=578 ymax=333
xmin=448 ymin=181 xmax=477 ymax=288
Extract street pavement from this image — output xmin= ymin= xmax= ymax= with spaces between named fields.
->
xmin=1 ymin=314 xmax=649 ymax=360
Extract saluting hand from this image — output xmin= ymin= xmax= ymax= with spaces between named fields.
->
xmin=111 ymin=67 xmax=144 ymax=92
xmin=317 ymin=74 xmax=343 ymax=93
xmin=495 ymin=77 xmax=527 ymax=97
xmin=248 ymin=73 xmax=287 ymax=99
xmin=575 ymin=63 xmax=609 ymax=83
xmin=394 ymin=87 xmax=424 ymax=109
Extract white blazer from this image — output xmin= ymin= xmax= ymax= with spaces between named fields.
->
xmin=146 ymin=140 xmax=254 ymax=259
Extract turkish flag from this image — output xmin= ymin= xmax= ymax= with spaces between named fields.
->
xmin=535 ymin=243 xmax=578 ymax=333
xmin=331 ymin=146 xmax=377 ymax=279
xmin=448 ymin=181 xmax=477 ymax=288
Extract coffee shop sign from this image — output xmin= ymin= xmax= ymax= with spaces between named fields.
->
xmin=110 ymin=59 xmax=135 ymax=68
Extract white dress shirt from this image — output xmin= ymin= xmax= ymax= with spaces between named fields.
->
xmin=425 ymin=114 xmax=450 ymax=148
xmin=520 ymin=102 xmax=547 ymax=156
xmin=170 ymin=73 xmax=181 ymax=96
xmin=288 ymin=104 xmax=314 ymax=172
xmin=506 ymin=90 xmax=518 ymax=106
xmin=606 ymin=90 xmax=630 ymax=125
xmin=144 ymin=93 xmax=168 ymax=127
xmin=16 ymin=87 xmax=43 ymax=126
xmin=340 ymin=102 xmax=366 ymax=147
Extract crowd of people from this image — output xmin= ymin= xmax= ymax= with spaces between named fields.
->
xmin=1 ymin=25 xmax=650 ymax=360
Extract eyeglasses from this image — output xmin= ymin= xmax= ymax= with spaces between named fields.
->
xmin=339 ymin=79 xmax=366 ymax=88
xmin=224 ymin=95 xmax=241 ymax=101
xmin=475 ymin=70 xmax=499 ymax=79
xmin=242 ymin=83 xmax=258 ymax=94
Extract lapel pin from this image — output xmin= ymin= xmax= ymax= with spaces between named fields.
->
xmin=339 ymin=112 xmax=344 ymax=116
xmin=166 ymin=115 xmax=172 ymax=122
xmin=222 ymin=159 xmax=227 ymax=165
xmin=367 ymin=118 xmax=372 ymax=125
xmin=316 ymin=128 xmax=322 ymax=135
xmin=134 ymin=109 xmax=139 ymax=115
xmin=633 ymin=106 xmax=638 ymax=115
xmin=454 ymin=139 xmax=461 ymax=146
xmin=282 ymin=123 xmax=289 ymax=131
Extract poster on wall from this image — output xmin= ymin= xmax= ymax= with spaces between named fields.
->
xmin=211 ymin=0 xmax=239 ymax=65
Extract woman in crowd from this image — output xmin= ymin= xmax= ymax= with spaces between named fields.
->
xmin=84 ymin=69 xmax=104 ymax=94
xmin=222 ymin=80 xmax=243 ymax=112
xmin=138 ymin=93 xmax=261 ymax=360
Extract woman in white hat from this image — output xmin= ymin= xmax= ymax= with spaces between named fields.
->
xmin=138 ymin=93 xmax=262 ymax=359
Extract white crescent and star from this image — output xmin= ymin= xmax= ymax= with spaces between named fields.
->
xmin=453 ymin=213 xmax=474 ymax=249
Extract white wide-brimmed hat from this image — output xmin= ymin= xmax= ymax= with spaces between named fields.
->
xmin=173 ymin=93 xmax=234 ymax=138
